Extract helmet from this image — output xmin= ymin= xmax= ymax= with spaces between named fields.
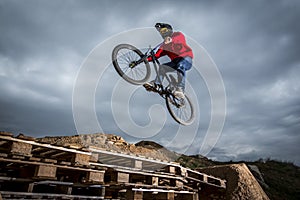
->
xmin=155 ymin=23 xmax=173 ymax=39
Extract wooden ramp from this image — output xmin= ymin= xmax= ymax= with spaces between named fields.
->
xmin=0 ymin=132 xmax=226 ymax=200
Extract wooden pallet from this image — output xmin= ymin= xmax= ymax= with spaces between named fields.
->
xmin=0 ymin=132 xmax=226 ymax=200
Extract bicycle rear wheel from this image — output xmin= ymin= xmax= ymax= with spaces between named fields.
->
xmin=166 ymin=94 xmax=195 ymax=125
xmin=112 ymin=44 xmax=150 ymax=85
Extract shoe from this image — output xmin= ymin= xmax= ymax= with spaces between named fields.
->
xmin=143 ymin=81 xmax=159 ymax=91
xmin=174 ymin=87 xmax=185 ymax=99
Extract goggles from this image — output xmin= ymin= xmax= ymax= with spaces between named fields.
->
xmin=159 ymin=27 xmax=169 ymax=34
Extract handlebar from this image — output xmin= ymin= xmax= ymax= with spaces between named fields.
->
xmin=133 ymin=43 xmax=162 ymax=66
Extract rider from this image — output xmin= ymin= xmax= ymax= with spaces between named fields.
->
xmin=143 ymin=23 xmax=193 ymax=98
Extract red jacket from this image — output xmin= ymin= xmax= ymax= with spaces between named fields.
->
xmin=148 ymin=32 xmax=193 ymax=62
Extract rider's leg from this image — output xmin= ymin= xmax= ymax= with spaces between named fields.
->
xmin=176 ymin=57 xmax=193 ymax=90
xmin=154 ymin=61 xmax=177 ymax=85
xmin=174 ymin=57 xmax=192 ymax=98
xmin=144 ymin=61 xmax=176 ymax=91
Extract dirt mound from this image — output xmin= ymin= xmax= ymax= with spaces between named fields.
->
xmin=135 ymin=140 xmax=164 ymax=149
xmin=37 ymin=133 xmax=178 ymax=162
xmin=199 ymin=163 xmax=270 ymax=200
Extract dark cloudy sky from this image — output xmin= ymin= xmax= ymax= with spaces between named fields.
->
xmin=1 ymin=0 xmax=299 ymax=165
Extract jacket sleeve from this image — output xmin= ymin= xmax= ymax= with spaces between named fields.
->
xmin=147 ymin=46 xmax=166 ymax=61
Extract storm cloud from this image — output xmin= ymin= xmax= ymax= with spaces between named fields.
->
xmin=0 ymin=0 xmax=299 ymax=165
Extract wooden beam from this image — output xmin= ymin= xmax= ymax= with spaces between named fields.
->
xmin=0 ymin=157 xmax=105 ymax=173
xmin=131 ymin=160 xmax=143 ymax=169
xmin=0 ymin=135 xmax=91 ymax=155
xmin=34 ymin=165 xmax=57 ymax=179
xmin=86 ymin=171 xmax=104 ymax=183
xmin=10 ymin=142 xmax=32 ymax=156
xmin=72 ymin=153 xmax=90 ymax=166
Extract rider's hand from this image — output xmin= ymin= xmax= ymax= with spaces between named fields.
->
xmin=164 ymin=36 xmax=172 ymax=44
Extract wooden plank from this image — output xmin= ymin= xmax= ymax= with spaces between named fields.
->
xmin=29 ymin=157 xmax=41 ymax=162
xmin=89 ymin=147 xmax=177 ymax=167
xmin=0 ymin=191 xmax=104 ymax=199
xmin=186 ymin=176 xmax=225 ymax=188
xmin=10 ymin=141 xmax=32 ymax=156
xmin=50 ymin=152 xmax=66 ymax=158
xmin=72 ymin=153 xmax=90 ymax=166
xmin=207 ymin=176 xmax=222 ymax=186
xmin=34 ymin=165 xmax=57 ymax=179
xmin=42 ymin=158 xmax=57 ymax=164
xmin=34 ymin=180 xmax=73 ymax=185
xmin=86 ymin=171 xmax=104 ymax=183
xmin=132 ymin=188 xmax=196 ymax=194
xmin=146 ymin=176 xmax=158 ymax=186
xmin=39 ymin=149 xmax=57 ymax=156
xmin=0 ymin=135 xmax=91 ymax=155
xmin=11 ymin=155 xmax=25 ymax=160
xmin=155 ymin=192 xmax=175 ymax=200
xmin=0 ymin=157 xmax=104 ymax=173
xmin=176 ymin=180 xmax=184 ymax=188
xmin=117 ymin=172 xmax=129 ymax=183
xmin=59 ymin=186 xmax=72 ymax=195
xmin=126 ymin=189 xmax=143 ymax=200
xmin=31 ymin=147 xmax=44 ymax=152
xmin=58 ymin=161 xmax=71 ymax=166
xmin=168 ymin=166 xmax=176 ymax=174
xmin=0 ymin=153 xmax=8 ymax=158
xmin=112 ymin=167 xmax=183 ymax=181
xmin=0 ymin=176 xmax=32 ymax=182
xmin=203 ymin=174 xmax=208 ymax=182
xmin=27 ymin=183 xmax=34 ymax=193
xmin=180 ymin=167 xmax=187 ymax=177
xmin=108 ymin=171 xmax=130 ymax=184
xmin=131 ymin=160 xmax=143 ymax=169
xmin=90 ymin=153 xmax=99 ymax=162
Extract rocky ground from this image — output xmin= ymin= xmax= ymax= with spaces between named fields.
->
xmin=37 ymin=133 xmax=179 ymax=162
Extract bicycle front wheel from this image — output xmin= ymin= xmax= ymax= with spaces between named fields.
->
xmin=166 ymin=94 xmax=195 ymax=125
xmin=112 ymin=44 xmax=150 ymax=85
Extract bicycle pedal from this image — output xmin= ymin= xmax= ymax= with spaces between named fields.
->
xmin=143 ymin=85 xmax=154 ymax=91
xmin=146 ymin=88 xmax=154 ymax=92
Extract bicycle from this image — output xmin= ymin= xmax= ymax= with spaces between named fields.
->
xmin=112 ymin=43 xmax=195 ymax=125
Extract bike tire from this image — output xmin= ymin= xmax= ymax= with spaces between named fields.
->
xmin=166 ymin=94 xmax=195 ymax=125
xmin=112 ymin=44 xmax=150 ymax=85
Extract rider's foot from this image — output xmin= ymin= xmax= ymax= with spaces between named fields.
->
xmin=174 ymin=87 xmax=185 ymax=99
xmin=143 ymin=81 xmax=160 ymax=91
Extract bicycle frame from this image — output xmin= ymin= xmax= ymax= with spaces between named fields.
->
xmin=143 ymin=45 xmax=178 ymax=98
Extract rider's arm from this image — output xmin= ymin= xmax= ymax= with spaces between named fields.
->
xmin=147 ymin=46 xmax=166 ymax=61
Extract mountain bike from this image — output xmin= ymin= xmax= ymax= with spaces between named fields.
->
xmin=112 ymin=44 xmax=195 ymax=125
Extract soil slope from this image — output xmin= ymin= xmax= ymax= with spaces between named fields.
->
xmin=199 ymin=163 xmax=270 ymax=200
